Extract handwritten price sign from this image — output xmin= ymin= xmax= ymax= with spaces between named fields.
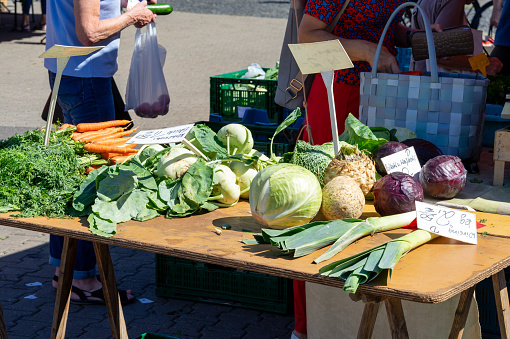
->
xmin=415 ymin=201 xmax=477 ymax=244
xmin=381 ymin=146 xmax=421 ymax=177
xmin=127 ymin=124 xmax=194 ymax=145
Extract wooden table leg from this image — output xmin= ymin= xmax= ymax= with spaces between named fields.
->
xmin=448 ymin=285 xmax=475 ymax=339
xmin=93 ymin=243 xmax=128 ymax=339
xmin=0 ymin=301 xmax=7 ymax=339
xmin=492 ymin=269 xmax=510 ymax=339
xmin=384 ymin=298 xmax=409 ymax=339
xmin=51 ymin=237 xmax=78 ymax=339
xmin=357 ymin=302 xmax=380 ymax=339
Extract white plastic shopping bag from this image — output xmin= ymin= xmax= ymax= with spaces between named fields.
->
xmin=125 ymin=22 xmax=170 ymax=118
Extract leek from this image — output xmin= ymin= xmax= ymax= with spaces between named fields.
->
xmin=314 ymin=211 xmax=417 ymax=263
xmin=319 ymin=229 xmax=440 ymax=293
xmin=244 ymin=211 xmax=417 ymax=260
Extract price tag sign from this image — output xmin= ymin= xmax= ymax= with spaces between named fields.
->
xmin=381 ymin=146 xmax=421 ymax=177
xmin=127 ymin=124 xmax=194 ymax=145
xmin=288 ymin=40 xmax=353 ymax=75
xmin=468 ymin=53 xmax=490 ymax=77
xmin=415 ymin=201 xmax=477 ymax=244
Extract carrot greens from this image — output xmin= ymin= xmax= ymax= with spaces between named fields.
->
xmin=0 ymin=127 xmax=90 ymax=217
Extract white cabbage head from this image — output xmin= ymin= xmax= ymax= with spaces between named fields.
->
xmin=249 ymin=163 xmax=322 ymax=229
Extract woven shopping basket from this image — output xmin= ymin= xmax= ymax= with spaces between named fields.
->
xmin=359 ymin=2 xmax=489 ymax=162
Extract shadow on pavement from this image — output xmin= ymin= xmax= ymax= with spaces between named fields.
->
xmin=0 ymin=240 xmax=294 ymax=339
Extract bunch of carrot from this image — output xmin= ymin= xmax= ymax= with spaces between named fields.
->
xmin=64 ymin=120 xmax=139 ymax=169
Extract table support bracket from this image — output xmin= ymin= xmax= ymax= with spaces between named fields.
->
xmin=93 ymin=242 xmax=128 ymax=339
xmin=384 ymin=297 xmax=409 ymax=339
xmin=357 ymin=302 xmax=380 ymax=339
xmin=51 ymin=236 xmax=78 ymax=339
xmin=492 ymin=270 xmax=510 ymax=339
xmin=449 ymin=285 xmax=475 ymax=339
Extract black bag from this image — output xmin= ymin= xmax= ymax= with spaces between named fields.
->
xmin=42 ymin=78 xmax=132 ymax=127
xmin=274 ymin=0 xmax=349 ymax=110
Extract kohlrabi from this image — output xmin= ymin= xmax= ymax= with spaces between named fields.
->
xmin=229 ymin=160 xmax=258 ymax=199
xmin=155 ymin=146 xmax=198 ymax=180
xmin=217 ymin=123 xmax=254 ymax=156
xmin=137 ymin=144 xmax=167 ymax=165
xmin=208 ymin=164 xmax=241 ymax=206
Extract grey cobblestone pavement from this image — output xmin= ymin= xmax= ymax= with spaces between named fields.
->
xmin=0 ymin=224 xmax=295 ymax=339
xmin=0 ymin=1 xmax=295 ymax=338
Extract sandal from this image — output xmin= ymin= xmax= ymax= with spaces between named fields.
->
xmin=33 ymin=23 xmax=46 ymax=31
xmin=53 ymin=275 xmax=134 ymax=305
xmin=15 ymin=24 xmax=31 ymax=32
xmin=71 ymin=285 xmax=136 ymax=306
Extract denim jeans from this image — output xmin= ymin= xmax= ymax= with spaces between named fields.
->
xmin=48 ymin=72 xmax=116 ymax=278
xmin=48 ymin=71 xmax=115 ymax=125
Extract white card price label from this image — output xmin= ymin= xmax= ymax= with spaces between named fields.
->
xmin=381 ymin=146 xmax=421 ymax=177
xmin=415 ymin=201 xmax=477 ymax=244
xmin=127 ymin=124 xmax=194 ymax=145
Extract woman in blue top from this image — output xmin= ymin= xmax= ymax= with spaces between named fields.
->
xmin=45 ymin=0 xmax=156 ymax=304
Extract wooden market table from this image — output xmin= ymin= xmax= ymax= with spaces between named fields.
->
xmin=1 ymin=199 xmax=510 ymax=339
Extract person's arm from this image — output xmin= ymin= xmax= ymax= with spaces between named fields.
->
xmin=434 ymin=0 xmax=467 ymax=27
xmin=74 ymin=0 xmax=156 ymax=46
xmin=491 ymin=0 xmax=503 ymax=27
xmin=298 ymin=13 xmax=401 ymax=74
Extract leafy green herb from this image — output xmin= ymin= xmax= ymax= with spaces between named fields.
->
xmin=470 ymin=178 xmax=483 ymax=183
xmin=0 ymin=127 xmax=87 ymax=218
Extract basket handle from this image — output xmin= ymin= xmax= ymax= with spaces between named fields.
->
xmin=372 ymin=2 xmax=438 ymax=83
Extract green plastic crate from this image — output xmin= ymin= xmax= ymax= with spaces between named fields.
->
xmin=155 ymin=254 xmax=294 ymax=314
xmin=196 ymin=120 xmax=297 ymax=157
xmin=210 ymin=69 xmax=284 ymax=123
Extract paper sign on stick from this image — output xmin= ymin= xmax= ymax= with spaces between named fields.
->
xmin=38 ymin=45 xmax=104 ymax=146
xmin=415 ymin=201 xmax=477 ymax=244
xmin=288 ymin=40 xmax=354 ymax=156
xmin=39 ymin=45 xmax=103 ymax=59
xmin=288 ymin=40 xmax=353 ymax=75
xmin=127 ymin=124 xmax=194 ymax=145
xmin=381 ymin=146 xmax=421 ymax=177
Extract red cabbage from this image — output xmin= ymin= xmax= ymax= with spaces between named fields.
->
xmin=401 ymin=138 xmax=443 ymax=167
xmin=372 ymin=141 xmax=409 ymax=176
xmin=419 ymin=155 xmax=467 ymax=199
xmin=373 ymin=172 xmax=424 ymax=216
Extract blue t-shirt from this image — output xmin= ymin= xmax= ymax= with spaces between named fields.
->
xmin=44 ymin=0 xmax=121 ymax=77
xmin=495 ymin=0 xmax=510 ymax=47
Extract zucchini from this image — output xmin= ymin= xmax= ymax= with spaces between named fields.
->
xmin=147 ymin=3 xmax=173 ymax=15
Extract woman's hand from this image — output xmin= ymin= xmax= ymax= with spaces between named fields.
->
xmin=364 ymin=41 xmax=400 ymax=74
xmin=430 ymin=23 xmax=443 ymax=32
xmin=129 ymin=0 xmax=157 ymax=28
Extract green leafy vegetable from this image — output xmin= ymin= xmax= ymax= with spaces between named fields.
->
xmin=290 ymin=140 xmax=335 ymax=186
xmin=339 ymin=113 xmax=387 ymax=154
